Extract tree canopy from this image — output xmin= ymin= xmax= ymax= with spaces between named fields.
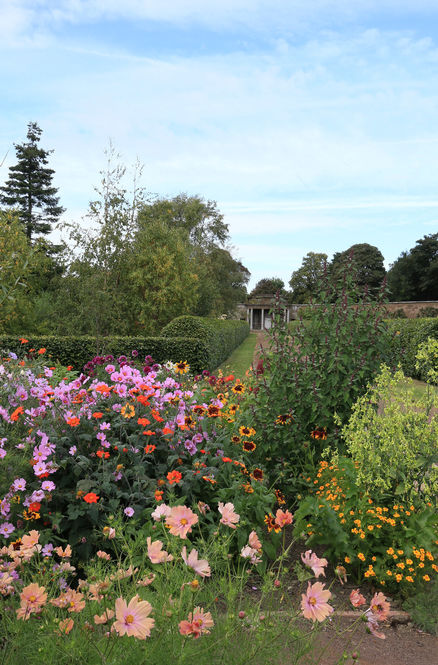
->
xmin=249 ymin=277 xmax=285 ymax=298
xmin=0 ymin=122 xmax=65 ymax=241
xmin=387 ymin=233 xmax=438 ymax=301
xmin=289 ymin=252 xmax=328 ymax=303
xmin=330 ymin=243 xmax=386 ymax=294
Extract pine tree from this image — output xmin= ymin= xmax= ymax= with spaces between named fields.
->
xmin=0 ymin=122 xmax=65 ymax=241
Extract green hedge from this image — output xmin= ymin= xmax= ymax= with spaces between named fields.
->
xmin=386 ymin=318 xmax=438 ymax=379
xmin=161 ymin=316 xmax=250 ymax=370
xmin=0 ymin=335 xmax=211 ymax=374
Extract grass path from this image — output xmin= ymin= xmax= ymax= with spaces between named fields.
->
xmin=216 ymin=332 xmax=258 ymax=378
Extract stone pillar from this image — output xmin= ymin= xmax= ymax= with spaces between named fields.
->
xmin=250 ymin=308 xmax=253 ymax=330
xmin=261 ymin=308 xmax=265 ymax=330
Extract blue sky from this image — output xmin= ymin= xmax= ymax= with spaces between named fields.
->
xmin=1 ymin=1 xmax=438 ymax=289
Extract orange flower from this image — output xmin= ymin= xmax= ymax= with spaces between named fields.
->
xmin=96 ymin=450 xmax=110 ymax=459
xmin=66 ymin=365 xmax=73 ymax=371
xmin=83 ymin=493 xmax=99 ymax=504
xmin=19 ymin=337 xmax=29 ymax=344
xmin=92 ymin=412 xmax=103 ymax=419
xmin=167 ymin=470 xmax=182 ymax=485
xmin=67 ymin=417 xmax=80 ymax=427
xmin=154 ymin=490 xmax=164 ymax=501
xmin=138 ymin=417 xmax=151 ymax=426
xmin=37 ymin=348 xmax=46 ymax=355
xmin=11 ymin=406 xmax=24 ymax=421
xmin=144 ymin=444 xmax=156 ymax=454
xmin=143 ymin=430 xmax=156 ymax=436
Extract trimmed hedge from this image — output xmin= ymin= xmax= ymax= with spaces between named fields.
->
xmin=0 ymin=335 xmax=211 ymax=374
xmin=386 ymin=318 xmax=438 ymax=380
xmin=161 ymin=316 xmax=250 ymax=370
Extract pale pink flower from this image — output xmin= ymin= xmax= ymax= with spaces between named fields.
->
xmin=350 ymin=589 xmax=366 ymax=608
xmin=366 ymin=610 xmax=386 ymax=639
xmin=17 ymin=583 xmax=47 ymax=619
xmin=94 ymin=609 xmax=115 ymax=625
xmin=55 ymin=544 xmax=72 ymax=558
xmin=240 ymin=545 xmax=262 ymax=565
xmin=274 ymin=509 xmax=293 ymax=528
xmin=218 ymin=502 xmax=240 ymax=529
xmin=103 ymin=526 xmax=116 ymax=539
xmin=165 ymin=506 xmax=198 ymax=539
xmin=96 ymin=550 xmax=111 ymax=561
xmin=137 ymin=573 xmax=155 ymax=587
xmin=301 ymin=550 xmax=328 ymax=577
xmin=179 ymin=607 xmax=214 ymax=638
xmin=21 ymin=530 xmax=40 ymax=550
xmin=147 ymin=537 xmax=173 ymax=564
xmin=370 ymin=592 xmax=390 ymax=621
xmin=151 ymin=503 xmax=172 ymax=521
xmin=57 ymin=618 xmax=74 ymax=635
xmin=248 ymin=530 xmax=262 ymax=551
xmin=65 ymin=589 xmax=86 ymax=613
xmin=181 ymin=546 xmax=211 ymax=577
xmin=301 ymin=582 xmax=334 ymax=622
xmin=113 ymin=595 xmax=155 ymax=639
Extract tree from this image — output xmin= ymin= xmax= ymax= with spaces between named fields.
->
xmin=387 ymin=233 xmax=438 ymax=301
xmin=0 ymin=122 xmax=65 ymax=241
xmin=194 ymin=247 xmax=250 ymax=316
xmin=289 ymin=252 xmax=328 ymax=303
xmin=249 ymin=277 xmax=285 ymax=298
xmin=330 ymin=243 xmax=386 ymax=295
xmin=138 ymin=194 xmax=229 ymax=250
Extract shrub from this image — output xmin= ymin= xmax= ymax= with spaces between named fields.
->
xmin=0 ymin=335 xmax=211 ymax=374
xmin=342 ymin=366 xmax=438 ymax=502
xmin=415 ymin=337 xmax=438 ymax=385
xmin=386 ymin=318 xmax=438 ymax=379
xmin=417 ymin=306 xmax=438 ymax=318
xmin=294 ymin=457 xmax=438 ymax=592
xmin=387 ymin=308 xmax=407 ymax=319
xmin=162 ymin=316 xmax=249 ymax=370
xmin=242 ymin=266 xmax=391 ymax=500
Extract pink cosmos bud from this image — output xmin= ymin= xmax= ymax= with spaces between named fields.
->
xmin=274 ymin=579 xmax=281 ymax=588
xmin=238 ymin=611 xmax=246 ymax=619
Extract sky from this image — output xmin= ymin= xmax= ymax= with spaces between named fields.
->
xmin=1 ymin=1 xmax=438 ymax=290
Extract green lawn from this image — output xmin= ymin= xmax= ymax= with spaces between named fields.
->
xmin=216 ymin=332 xmax=258 ymax=378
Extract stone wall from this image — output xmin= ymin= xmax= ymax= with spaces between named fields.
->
xmin=383 ymin=301 xmax=438 ymax=318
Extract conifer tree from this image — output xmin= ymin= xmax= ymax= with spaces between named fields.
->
xmin=0 ymin=122 xmax=65 ymax=241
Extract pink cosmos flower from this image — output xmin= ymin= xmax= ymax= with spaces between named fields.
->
xmin=179 ymin=607 xmax=214 ymax=638
xmin=113 ymin=595 xmax=155 ymax=639
xmin=146 ymin=537 xmax=173 ymax=564
xmin=151 ymin=503 xmax=172 ymax=521
xmin=370 ymin=592 xmax=390 ymax=621
xmin=240 ymin=545 xmax=262 ymax=565
xmin=274 ymin=509 xmax=293 ymax=528
xmin=197 ymin=501 xmax=210 ymax=515
xmin=124 ymin=507 xmax=134 ymax=517
xmin=181 ymin=546 xmax=211 ymax=577
xmin=17 ymin=583 xmax=47 ymax=619
xmin=301 ymin=582 xmax=334 ymax=623
xmin=57 ymin=618 xmax=74 ymax=635
xmin=218 ymin=502 xmax=240 ymax=529
xmin=350 ymin=589 xmax=366 ymax=608
xmin=165 ymin=506 xmax=198 ymax=539
xmin=301 ymin=550 xmax=328 ymax=577
xmin=248 ymin=530 xmax=262 ymax=551
xmin=94 ymin=609 xmax=115 ymax=625
xmin=365 ymin=610 xmax=386 ymax=639
xmin=96 ymin=550 xmax=111 ymax=561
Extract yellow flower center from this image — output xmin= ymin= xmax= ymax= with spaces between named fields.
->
xmin=29 ymin=595 xmax=36 ymax=603
xmin=125 ymin=614 xmax=134 ymax=624
xmin=309 ymin=597 xmax=317 ymax=606
xmin=180 ymin=518 xmax=188 ymax=525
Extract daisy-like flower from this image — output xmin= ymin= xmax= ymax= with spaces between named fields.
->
xmin=174 ymin=361 xmax=190 ymax=374
xmin=240 ymin=545 xmax=262 ymax=565
xmin=350 ymin=589 xmax=366 ymax=608
xmin=147 ymin=537 xmax=173 ymax=564
xmin=151 ymin=503 xmax=172 ymax=521
xmin=165 ymin=505 xmax=198 ymax=539
xmin=275 ymin=413 xmax=293 ymax=425
xmin=274 ymin=509 xmax=293 ymax=528
xmin=248 ymin=531 xmax=262 ymax=551
xmin=370 ymin=592 xmax=390 ymax=621
xmin=17 ymin=583 xmax=47 ymax=619
xmin=239 ymin=425 xmax=255 ymax=437
xmin=264 ymin=514 xmax=281 ymax=533
xmin=242 ymin=440 xmax=256 ymax=452
xmin=232 ymin=382 xmax=245 ymax=394
xmin=179 ymin=607 xmax=214 ymax=638
xmin=57 ymin=618 xmax=74 ymax=635
xmin=0 ymin=522 xmax=15 ymax=538
xmin=96 ymin=550 xmax=111 ymax=560
xmin=124 ymin=507 xmax=134 ymax=517
xmin=218 ymin=502 xmax=240 ymax=529
xmin=301 ymin=550 xmax=328 ymax=577
xmin=301 ymin=582 xmax=334 ymax=622
xmin=94 ymin=609 xmax=115 ymax=625
xmin=113 ymin=595 xmax=155 ymax=639
xmin=181 ymin=546 xmax=211 ymax=577
xmin=310 ymin=427 xmax=327 ymax=440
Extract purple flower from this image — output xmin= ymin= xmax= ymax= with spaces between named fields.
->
xmin=131 ymin=350 xmax=139 ymax=358
xmin=12 ymin=478 xmax=26 ymax=492
xmin=41 ymin=481 xmax=56 ymax=492
xmin=117 ymin=355 xmax=127 ymax=364
xmin=0 ymin=522 xmax=15 ymax=538
xmin=105 ymin=364 xmax=116 ymax=374
xmin=124 ymin=507 xmax=134 ymax=517
xmin=0 ymin=449 xmax=6 ymax=459
xmin=144 ymin=355 xmax=153 ymax=365
xmin=42 ymin=543 xmax=54 ymax=557
xmin=105 ymin=355 xmax=114 ymax=362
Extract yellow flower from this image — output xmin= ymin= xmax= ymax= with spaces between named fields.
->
xmin=387 ymin=548 xmax=394 ymax=555
xmin=423 ymin=575 xmax=431 ymax=582
xmin=395 ymin=574 xmax=403 ymax=582
xmin=358 ymin=553 xmax=365 ymax=561
xmin=121 ymin=403 xmax=135 ymax=419
xmin=344 ymin=556 xmax=351 ymax=564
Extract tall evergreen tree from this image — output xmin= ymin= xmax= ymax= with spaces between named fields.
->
xmin=0 ymin=122 xmax=65 ymax=241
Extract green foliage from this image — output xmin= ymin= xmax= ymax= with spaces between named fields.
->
xmin=387 ymin=233 xmax=438 ymax=301
xmin=245 ymin=265 xmax=391 ymax=499
xmin=403 ymin=579 xmax=438 ymax=634
xmin=415 ymin=337 xmax=438 ymax=385
xmin=342 ymin=366 xmax=438 ymax=503
xmin=387 ymin=308 xmax=407 ymax=319
xmin=294 ymin=457 xmax=438 ymax=592
xmin=417 ymin=306 xmax=438 ymax=318
xmin=386 ymin=317 xmax=438 ymax=379
xmin=249 ymin=277 xmax=285 ymax=299
xmin=162 ymin=316 xmax=249 ymax=370
xmin=0 ymin=122 xmax=65 ymax=240
xmin=0 ymin=335 xmax=212 ymax=374
xmin=289 ymin=252 xmax=328 ymax=303
xmin=330 ymin=243 xmax=386 ymax=295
